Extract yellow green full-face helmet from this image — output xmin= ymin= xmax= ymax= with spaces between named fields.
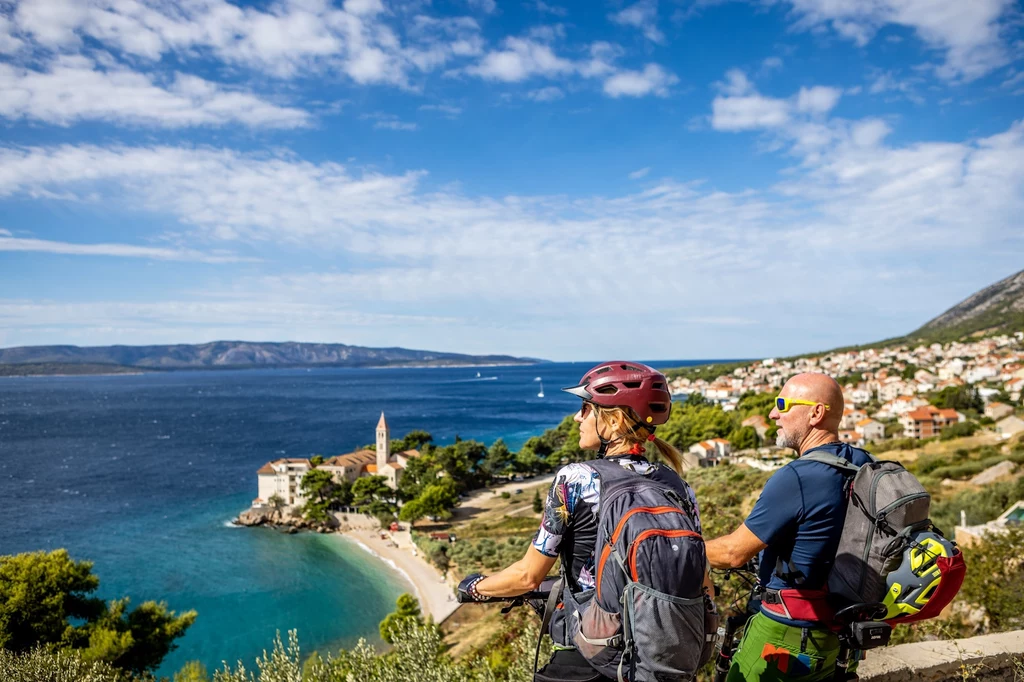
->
xmin=882 ymin=531 xmax=955 ymax=620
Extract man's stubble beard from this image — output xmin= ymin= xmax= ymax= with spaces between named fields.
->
xmin=776 ymin=426 xmax=803 ymax=451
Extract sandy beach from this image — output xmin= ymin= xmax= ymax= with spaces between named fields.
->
xmin=334 ymin=516 xmax=460 ymax=623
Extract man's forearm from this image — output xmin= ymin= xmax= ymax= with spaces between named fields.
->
xmin=705 ymin=537 xmax=739 ymax=569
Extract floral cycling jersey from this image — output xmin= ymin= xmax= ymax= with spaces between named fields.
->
xmin=532 ymin=455 xmax=701 ymax=592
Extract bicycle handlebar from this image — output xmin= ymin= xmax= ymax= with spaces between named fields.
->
xmin=470 ymin=576 xmax=559 ymax=604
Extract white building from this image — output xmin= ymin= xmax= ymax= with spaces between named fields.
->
xmin=854 ymin=418 xmax=885 ymax=442
xmin=256 ymin=458 xmax=312 ymax=507
xmin=253 ymin=412 xmax=422 ymax=509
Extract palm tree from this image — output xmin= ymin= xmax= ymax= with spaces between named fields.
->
xmin=268 ymin=494 xmax=286 ymax=523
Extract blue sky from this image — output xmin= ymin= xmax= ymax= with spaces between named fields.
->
xmin=1 ymin=0 xmax=1022 ymax=361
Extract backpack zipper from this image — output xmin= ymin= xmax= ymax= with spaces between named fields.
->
xmin=596 ymin=507 xmax=688 ymax=598
xmin=626 ymin=529 xmax=702 ymax=581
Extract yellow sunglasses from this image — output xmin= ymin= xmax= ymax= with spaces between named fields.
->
xmin=774 ymin=397 xmax=830 ymax=413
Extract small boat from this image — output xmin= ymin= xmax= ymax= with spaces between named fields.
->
xmin=535 ymin=377 xmax=544 ymax=398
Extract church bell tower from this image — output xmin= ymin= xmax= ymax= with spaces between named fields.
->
xmin=376 ymin=412 xmax=390 ymax=472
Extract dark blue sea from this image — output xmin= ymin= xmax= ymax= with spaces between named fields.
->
xmin=0 ymin=361 xmax=711 ymax=675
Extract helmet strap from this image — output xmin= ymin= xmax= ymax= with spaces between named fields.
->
xmin=594 ymin=418 xmax=621 ymax=459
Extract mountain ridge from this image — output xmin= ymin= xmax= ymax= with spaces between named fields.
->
xmin=0 ymin=340 xmax=542 ymax=375
xmin=905 ymin=268 xmax=1024 ymax=344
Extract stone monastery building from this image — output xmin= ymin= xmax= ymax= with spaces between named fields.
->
xmin=255 ymin=412 xmax=419 ymax=507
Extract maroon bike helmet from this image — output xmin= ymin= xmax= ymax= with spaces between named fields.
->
xmin=562 ymin=361 xmax=673 ymax=427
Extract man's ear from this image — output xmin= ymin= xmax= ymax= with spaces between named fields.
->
xmin=809 ymin=404 xmax=827 ymax=427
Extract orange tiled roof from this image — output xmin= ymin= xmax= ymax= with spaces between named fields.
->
xmin=366 ymin=464 xmax=378 ymax=474
xmin=323 ymin=449 xmax=376 ymax=468
xmin=856 ymin=418 xmax=876 ymax=426
xmin=906 ymin=407 xmax=938 ymax=421
xmin=257 ymin=464 xmax=276 ymax=475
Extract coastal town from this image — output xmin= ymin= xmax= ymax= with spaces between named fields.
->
xmin=668 ymin=332 xmax=1024 ymax=450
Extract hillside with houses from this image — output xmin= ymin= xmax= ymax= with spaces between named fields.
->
xmin=667 ymin=332 xmax=1024 ymax=449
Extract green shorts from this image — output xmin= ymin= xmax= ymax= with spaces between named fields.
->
xmin=726 ymin=612 xmax=851 ymax=682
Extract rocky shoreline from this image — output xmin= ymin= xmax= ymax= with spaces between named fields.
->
xmin=232 ymin=507 xmax=341 ymax=533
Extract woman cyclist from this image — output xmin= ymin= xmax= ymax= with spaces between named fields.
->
xmin=457 ymin=362 xmax=708 ymax=682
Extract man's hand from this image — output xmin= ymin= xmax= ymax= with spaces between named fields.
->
xmin=457 ymin=573 xmax=488 ymax=603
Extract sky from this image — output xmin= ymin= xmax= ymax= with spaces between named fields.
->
xmin=0 ymin=0 xmax=1022 ymax=362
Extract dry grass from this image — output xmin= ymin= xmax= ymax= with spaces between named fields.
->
xmin=881 ymin=433 xmax=1002 ymax=464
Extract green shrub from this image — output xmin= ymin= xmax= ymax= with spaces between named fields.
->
xmin=930 ymin=476 xmax=1024 ymax=533
xmin=940 ymin=421 xmax=978 ymax=441
xmin=0 ymin=647 xmax=132 ymax=682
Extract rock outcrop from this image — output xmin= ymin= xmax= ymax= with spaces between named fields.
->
xmin=233 ymin=507 xmax=340 ymax=533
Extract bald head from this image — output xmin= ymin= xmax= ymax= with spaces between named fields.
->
xmin=783 ymin=373 xmax=844 ymax=430
xmin=772 ymin=373 xmax=845 ymax=454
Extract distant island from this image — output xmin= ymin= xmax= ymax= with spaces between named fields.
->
xmin=0 ymin=341 xmax=544 ymax=376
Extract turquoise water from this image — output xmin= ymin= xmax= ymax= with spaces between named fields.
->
xmin=0 ymin=361 xmax=713 ymax=675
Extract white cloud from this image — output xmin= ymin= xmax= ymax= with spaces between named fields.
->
xmin=527 ymin=86 xmax=564 ymax=101
xmin=717 ymin=68 xmax=753 ymax=96
xmin=795 ymin=85 xmax=842 ymax=114
xmin=0 ymin=15 xmax=24 ymax=54
xmin=629 ymin=167 xmax=651 ymax=179
xmin=1003 ymin=70 xmax=1024 ymax=95
xmin=0 ymin=235 xmax=257 ymax=263
xmin=2 ymin=121 xmax=1023 ymax=356
xmin=464 ymin=0 xmax=497 ymax=13
xmin=419 ymin=103 xmax=463 ymax=116
xmin=0 ymin=298 xmax=460 ymax=348
xmin=712 ymin=94 xmax=790 ymax=130
xmin=374 ymin=120 xmax=418 ymax=130
xmin=0 ymin=58 xmax=310 ymax=128
xmin=850 ymin=118 xmax=892 ymax=147
xmin=466 ymin=37 xmax=575 ymax=81
xmin=779 ymin=0 xmax=1018 ymax=80
xmin=868 ymin=70 xmax=926 ymax=103
xmin=6 ymin=0 xmax=486 ymax=87
xmin=609 ymin=0 xmax=665 ymax=44
xmin=603 ymin=63 xmax=677 ymax=97
xmin=761 ymin=56 xmax=784 ymax=71
xmin=711 ymin=71 xmax=841 ymax=132
xmin=534 ymin=1 xmax=568 ymax=16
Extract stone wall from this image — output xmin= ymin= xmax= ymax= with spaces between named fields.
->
xmin=860 ymin=630 xmax=1024 ymax=682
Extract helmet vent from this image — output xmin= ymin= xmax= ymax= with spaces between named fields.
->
xmin=649 ymin=403 xmax=668 ymax=413
xmin=652 ymin=382 xmax=664 ymax=390
xmin=594 ymin=385 xmax=618 ymax=395
xmin=595 ymin=367 xmax=612 ymax=374
xmin=620 ymin=364 xmax=644 ymax=372
xmin=622 ymin=381 xmax=642 ymax=388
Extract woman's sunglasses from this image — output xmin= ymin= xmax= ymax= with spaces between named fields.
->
xmin=579 ymin=401 xmax=594 ymax=418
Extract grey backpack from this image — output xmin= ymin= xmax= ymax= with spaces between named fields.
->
xmin=800 ymin=451 xmax=931 ymax=605
xmin=563 ymin=458 xmax=716 ymax=682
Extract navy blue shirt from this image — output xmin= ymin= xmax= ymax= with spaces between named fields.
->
xmin=745 ymin=443 xmax=875 ymax=623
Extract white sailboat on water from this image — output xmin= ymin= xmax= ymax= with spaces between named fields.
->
xmin=535 ymin=377 xmax=544 ymax=398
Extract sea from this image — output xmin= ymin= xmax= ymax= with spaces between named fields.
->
xmin=0 ymin=360 xmax=712 ymax=676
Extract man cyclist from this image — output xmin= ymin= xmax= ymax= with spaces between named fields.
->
xmin=705 ymin=373 xmax=874 ymax=682
xmin=457 ymin=362 xmax=706 ymax=682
